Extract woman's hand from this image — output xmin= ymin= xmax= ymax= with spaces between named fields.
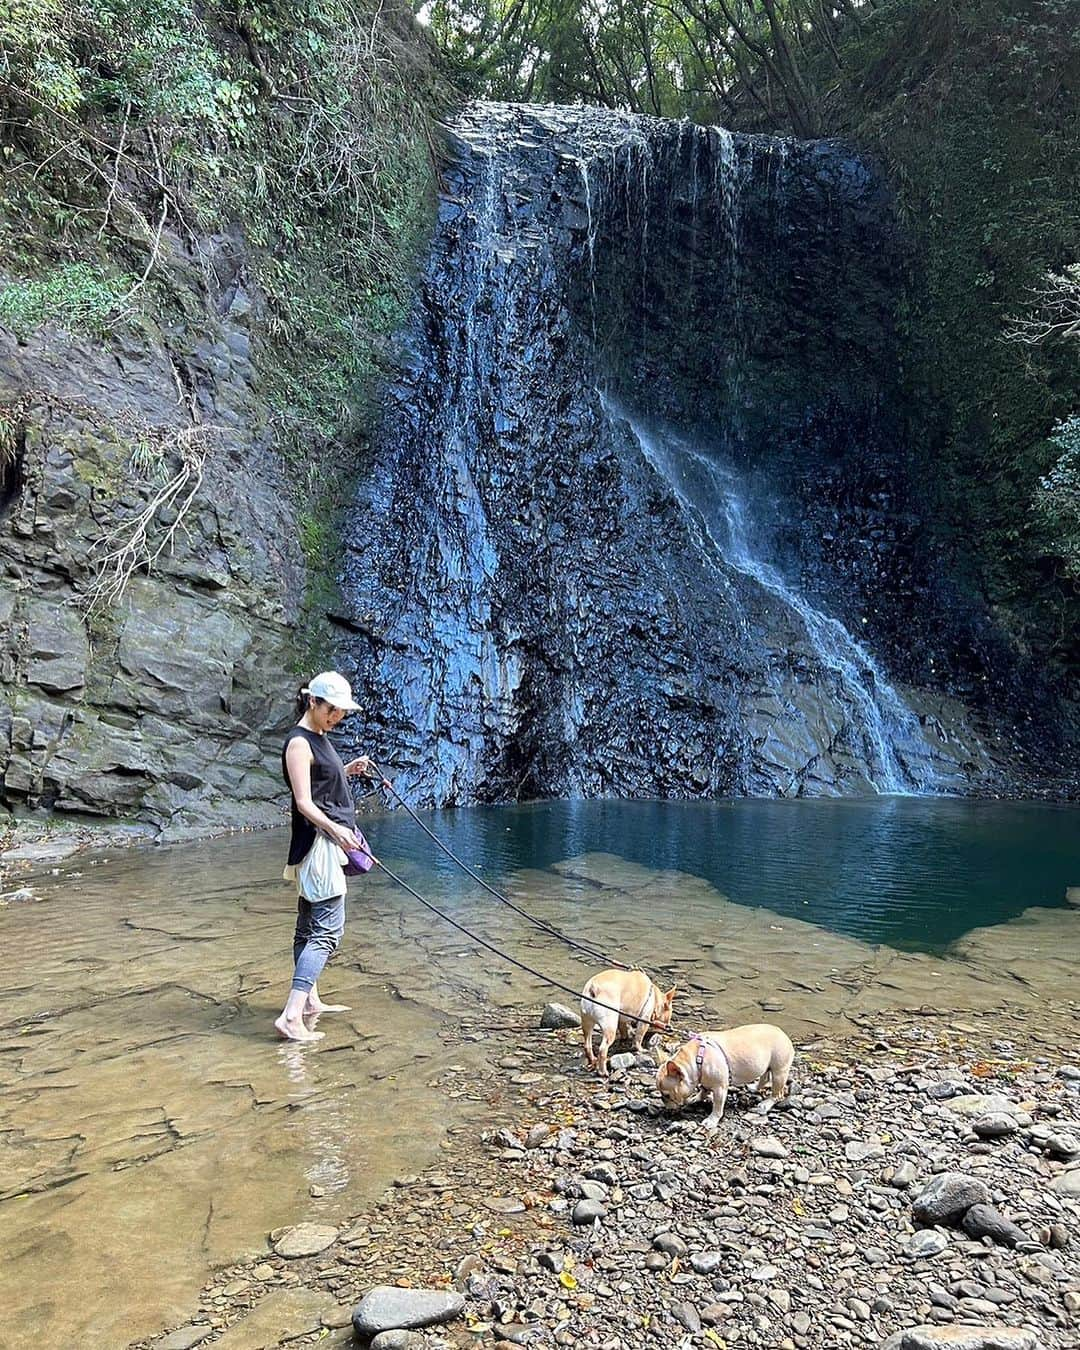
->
xmin=344 ymin=755 xmax=375 ymax=778
xmin=330 ymin=824 xmax=359 ymax=852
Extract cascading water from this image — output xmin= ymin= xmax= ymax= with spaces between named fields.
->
xmin=618 ymin=407 xmax=939 ymax=794
xmin=337 ymin=102 xmax=994 ymax=805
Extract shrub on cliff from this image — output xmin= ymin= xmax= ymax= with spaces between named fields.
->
xmin=0 ymin=0 xmax=444 ymax=455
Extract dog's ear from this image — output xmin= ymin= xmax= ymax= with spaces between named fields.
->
xmin=662 ymin=1058 xmax=687 ymax=1082
xmin=665 ymin=986 xmax=677 ymax=999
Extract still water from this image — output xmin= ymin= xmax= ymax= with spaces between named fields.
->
xmin=373 ymin=796 xmax=1079 ymax=951
xmin=1 ymin=796 xmax=1076 ymax=1348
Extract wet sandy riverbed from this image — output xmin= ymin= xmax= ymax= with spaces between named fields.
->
xmin=1 ymin=812 xmax=1077 ymax=1348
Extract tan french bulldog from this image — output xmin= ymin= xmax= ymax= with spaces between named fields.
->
xmin=580 ymin=969 xmax=677 ymax=1077
xmin=656 ymin=1024 xmax=794 ymax=1132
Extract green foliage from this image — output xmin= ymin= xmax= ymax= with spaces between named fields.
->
xmin=424 ymin=0 xmax=834 ymax=132
xmin=1 ymin=0 xmax=224 ymax=122
xmin=1033 ymin=417 xmax=1080 ymax=580
xmin=0 ymin=262 xmax=132 ymax=336
xmin=1 ymin=0 xmax=444 ymax=642
xmin=830 ymin=0 xmax=1080 ymax=669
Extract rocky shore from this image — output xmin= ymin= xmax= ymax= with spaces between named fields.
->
xmin=137 ymin=1005 xmax=1080 ymax=1350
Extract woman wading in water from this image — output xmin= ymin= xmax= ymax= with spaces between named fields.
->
xmin=277 ymin=671 xmax=377 ymax=1043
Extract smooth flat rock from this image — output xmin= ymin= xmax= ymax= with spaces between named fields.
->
xmin=912 ymin=1172 xmax=992 ymax=1225
xmin=906 ymin=1229 xmax=949 ymax=1258
xmin=572 ymin=1198 xmax=607 ymax=1224
xmin=271 ymin=1222 xmax=340 ymax=1258
xmin=945 ymin=1094 xmax=1023 ymax=1119
xmin=370 ymin=1333 xmax=426 ymax=1350
xmin=352 ymin=1287 xmax=466 ymax=1336
xmin=972 ymin=1113 xmax=1019 ymax=1139
xmin=1049 ymin=1167 xmax=1080 ymax=1197
xmin=211 ymin=1290 xmax=328 ymax=1348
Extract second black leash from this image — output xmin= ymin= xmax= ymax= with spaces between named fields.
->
xmin=366 ymin=849 xmax=695 ymax=1040
xmin=368 ymin=758 xmax=631 ymax=973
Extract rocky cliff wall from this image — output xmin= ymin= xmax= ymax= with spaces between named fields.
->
xmin=0 ymin=256 xmax=300 ymax=834
xmin=0 ymin=0 xmax=440 ymax=836
xmin=333 ymin=104 xmax=1064 ymax=806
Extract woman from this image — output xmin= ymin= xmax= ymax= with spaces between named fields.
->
xmin=276 ymin=670 xmax=376 ymax=1043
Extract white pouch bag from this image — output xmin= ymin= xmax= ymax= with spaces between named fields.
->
xmin=290 ymin=833 xmax=347 ymax=901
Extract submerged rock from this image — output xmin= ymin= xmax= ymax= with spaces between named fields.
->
xmin=271 ymin=1223 xmax=339 ymax=1258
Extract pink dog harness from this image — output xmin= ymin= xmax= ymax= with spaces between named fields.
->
xmin=692 ymin=1033 xmax=733 ymax=1082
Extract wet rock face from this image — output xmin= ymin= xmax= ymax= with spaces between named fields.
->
xmin=337 ymin=102 xmax=1049 ymax=806
xmin=0 ymin=254 xmax=299 ymax=833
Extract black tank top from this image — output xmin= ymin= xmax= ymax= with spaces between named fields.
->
xmin=282 ymin=727 xmax=356 ymax=865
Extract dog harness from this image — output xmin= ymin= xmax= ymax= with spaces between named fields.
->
xmin=691 ymin=1033 xmax=733 ymax=1083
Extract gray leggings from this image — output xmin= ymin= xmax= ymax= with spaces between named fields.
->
xmin=291 ymin=893 xmax=345 ymax=994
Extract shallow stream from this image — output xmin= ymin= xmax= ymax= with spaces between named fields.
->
xmin=1 ymin=797 xmax=1077 ymax=1347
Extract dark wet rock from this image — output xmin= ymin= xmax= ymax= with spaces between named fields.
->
xmin=927 ymin=1080 xmax=971 ymax=1100
xmin=912 ymin=1173 xmax=992 ymax=1225
xmin=961 ymin=1205 xmax=1026 ymax=1247
xmin=540 ymin=1003 xmax=581 ymax=1030
xmin=335 ymin=102 xmax=1059 ymax=808
xmin=352 ymin=1287 xmax=465 ymax=1336
xmin=972 ymin=1114 xmax=1019 ymax=1139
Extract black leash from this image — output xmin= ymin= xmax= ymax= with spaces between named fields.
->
xmin=358 ymin=844 xmax=676 ymax=1035
xmin=367 ymin=759 xmax=632 ymax=972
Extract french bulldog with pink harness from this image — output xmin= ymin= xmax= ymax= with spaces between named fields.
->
xmin=656 ymin=1024 xmax=795 ymax=1132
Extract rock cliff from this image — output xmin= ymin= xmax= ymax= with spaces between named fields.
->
xmin=0 ymin=269 xmax=299 ymax=833
xmin=333 ymin=104 xmax=1073 ymax=804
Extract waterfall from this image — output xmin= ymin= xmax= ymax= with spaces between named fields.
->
xmin=337 ymin=102 xmax=991 ymax=805
xmin=617 ymin=407 xmax=940 ymax=795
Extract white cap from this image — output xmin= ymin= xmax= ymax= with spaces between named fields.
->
xmin=303 ymin=671 xmax=361 ymax=712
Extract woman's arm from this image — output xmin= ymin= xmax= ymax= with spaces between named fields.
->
xmin=285 ymin=737 xmax=356 ymax=850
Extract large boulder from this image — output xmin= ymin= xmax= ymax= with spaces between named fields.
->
xmin=351 ymin=1287 xmax=465 ymax=1337
xmin=912 ymin=1172 xmax=991 ymax=1225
